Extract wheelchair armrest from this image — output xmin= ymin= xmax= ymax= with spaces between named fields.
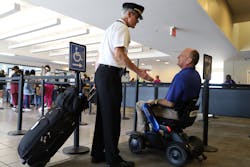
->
xmin=141 ymin=103 xmax=160 ymax=132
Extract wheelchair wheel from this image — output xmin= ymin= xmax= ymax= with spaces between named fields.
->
xmin=166 ymin=142 xmax=188 ymax=167
xmin=128 ymin=135 xmax=144 ymax=154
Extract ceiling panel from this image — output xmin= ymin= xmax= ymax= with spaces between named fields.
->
xmin=226 ymin=0 xmax=250 ymax=23
xmin=2 ymin=0 xmax=246 ymax=72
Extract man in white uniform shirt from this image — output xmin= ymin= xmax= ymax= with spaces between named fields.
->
xmin=91 ymin=2 xmax=153 ymax=167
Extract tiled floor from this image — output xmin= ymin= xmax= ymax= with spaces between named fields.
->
xmin=0 ymin=101 xmax=250 ymax=167
xmin=0 ymin=102 xmax=136 ymax=167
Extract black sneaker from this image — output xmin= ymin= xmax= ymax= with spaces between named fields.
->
xmin=105 ymin=160 xmax=135 ymax=167
xmin=118 ymin=160 xmax=135 ymax=167
xmin=91 ymin=156 xmax=106 ymax=163
xmin=105 ymin=156 xmax=134 ymax=167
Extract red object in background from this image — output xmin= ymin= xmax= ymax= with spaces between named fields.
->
xmin=170 ymin=26 xmax=176 ymax=37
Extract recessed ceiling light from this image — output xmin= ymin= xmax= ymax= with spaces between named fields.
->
xmin=156 ymin=59 xmax=160 ymax=62
xmin=141 ymin=63 xmax=145 ymax=66
xmin=164 ymin=61 xmax=169 ymax=64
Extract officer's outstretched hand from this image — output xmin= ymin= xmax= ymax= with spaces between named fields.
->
xmin=138 ymin=69 xmax=153 ymax=81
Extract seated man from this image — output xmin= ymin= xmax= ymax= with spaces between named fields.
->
xmin=223 ymin=74 xmax=236 ymax=88
xmin=136 ymin=48 xmax=201 ymax=132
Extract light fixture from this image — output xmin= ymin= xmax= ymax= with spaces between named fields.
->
xmin=0 ymin=3 xmax=20 ymax=18
xmin=49 ymin=50 xmax=68 ymax=57
xmin=57 ymin=53 xmax=98 ymax=63
xmin=128 ymin=47 xmax=143 ymax=53
xmin=9 ymin=29 xmax=89 ymax=49
xmin=0 ymin=52 xmax=15 ymax=57
xmin=156 ymin=59 xmax=160 ymax=62
xmin=31 ymin=41 xmax=100 ymax=53
xmin=86 ymin=57 xmax=97 ymax=63
xmin=49 ymin=48 xmax=98 ymax=57
xmin=164 ymin=61 xmax=169 ymax=64
xmin=51 ymin=61 xmax=68 ymax=65
xmin=31 ymin=45 xmax=68 ymax=53
xmin=0 ymin=18 xmax=61 ymax=40
xmin=87 ymin=52 xmax=98 ymax=57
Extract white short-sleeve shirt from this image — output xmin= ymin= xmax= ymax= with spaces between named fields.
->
xmin=96 ymin=19 xmax=130 ymax=68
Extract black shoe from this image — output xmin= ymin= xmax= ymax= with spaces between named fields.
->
xmin=118 ymin=160 xmax=134 ymax=167
xmin=106 ymin=157 xmax=135 ymax=167
xmin=91 ymin=156 xmax=106 ymax=163
xmin=105 ymin=161 xmax=135 ymax=167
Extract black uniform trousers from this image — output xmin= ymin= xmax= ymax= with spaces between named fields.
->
xmin=91 ymin=64 xmax=123 ymax=164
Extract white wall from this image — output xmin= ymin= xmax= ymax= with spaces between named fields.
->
xmin=224 ymin=56 xmax=250 ymax=84
xmin=129 ymin=63 xmax=224 ymax=84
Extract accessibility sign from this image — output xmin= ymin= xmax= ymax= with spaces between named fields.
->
xmin=69 ymin=42 xmax=86 ymax=72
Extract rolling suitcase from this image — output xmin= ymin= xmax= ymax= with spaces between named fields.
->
xmin=18 ymin=87 xmax=83 ymax=167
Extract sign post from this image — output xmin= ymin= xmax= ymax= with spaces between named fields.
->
xmin=202 ymin=54 xmax=217 ymax=152
xmin=63 ymin=42 xmax=89 ymax=154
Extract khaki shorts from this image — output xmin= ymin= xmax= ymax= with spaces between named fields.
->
xmin=136 ymin=101 xmax=178 ymax=132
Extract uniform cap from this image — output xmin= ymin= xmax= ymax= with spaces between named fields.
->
xmin=12 ymin=65 xmax=19 ymax=70
xmin=123 ymin=2 xmax=144 ymax=20
xmin=44 ymin=65 xmax=51 ymax=71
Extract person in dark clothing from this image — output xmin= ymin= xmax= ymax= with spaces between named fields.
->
xmin=0 ymin=70 xmax=6 ymax=104
xmin=91 ymin=2 xmax=153 ymax=167
xmin=223 ymin=74 xmax=236 ymax=88
xmin=10 ymin=66 xmax=20 ymax=111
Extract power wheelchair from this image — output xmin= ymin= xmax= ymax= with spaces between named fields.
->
xmin=128 ymin=98 xmax=206 ymax=167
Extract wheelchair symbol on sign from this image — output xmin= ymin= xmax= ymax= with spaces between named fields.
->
xmin=73 ymin=47 xmax=82 ymax=63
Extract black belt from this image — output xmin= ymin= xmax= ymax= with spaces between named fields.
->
xmin=99 ymin=64 xmax=126 ymax=76
xmin=99 ymin=64 xmax=122 ymax=71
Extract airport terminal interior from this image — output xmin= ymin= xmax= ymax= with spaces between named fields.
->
xmin=0 ymin=0 xmax=250 ymax=167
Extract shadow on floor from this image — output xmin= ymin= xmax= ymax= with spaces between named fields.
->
xmin=51 ymin=116 xmax=250 ymax=167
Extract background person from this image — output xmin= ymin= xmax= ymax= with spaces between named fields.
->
xmin=40 ymin=65 xmax=54 ymax=112
xmin=223 ymin=74 xmax=236 ymax=88
xmin=10 ymin=66 xmax=21 ymax=111
xmin=91 ymin=2 xmax=153 ymax=167
xmin=83 ymin=73 xmax=90 ymax=82
xmin=35 ymin=82 xmax=41 ymax=110
xmin=23 ymin=70 xmax=34 ymax=112
xmin=153 ymin=75 xmax=161 ymax=83
xmin=29 ymin=69 xmax=36 ymax=106
xmin=0 ymin=70 xmax=6 ymax=104
xmin=136 ymin=48 xmax=201 ymax=132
